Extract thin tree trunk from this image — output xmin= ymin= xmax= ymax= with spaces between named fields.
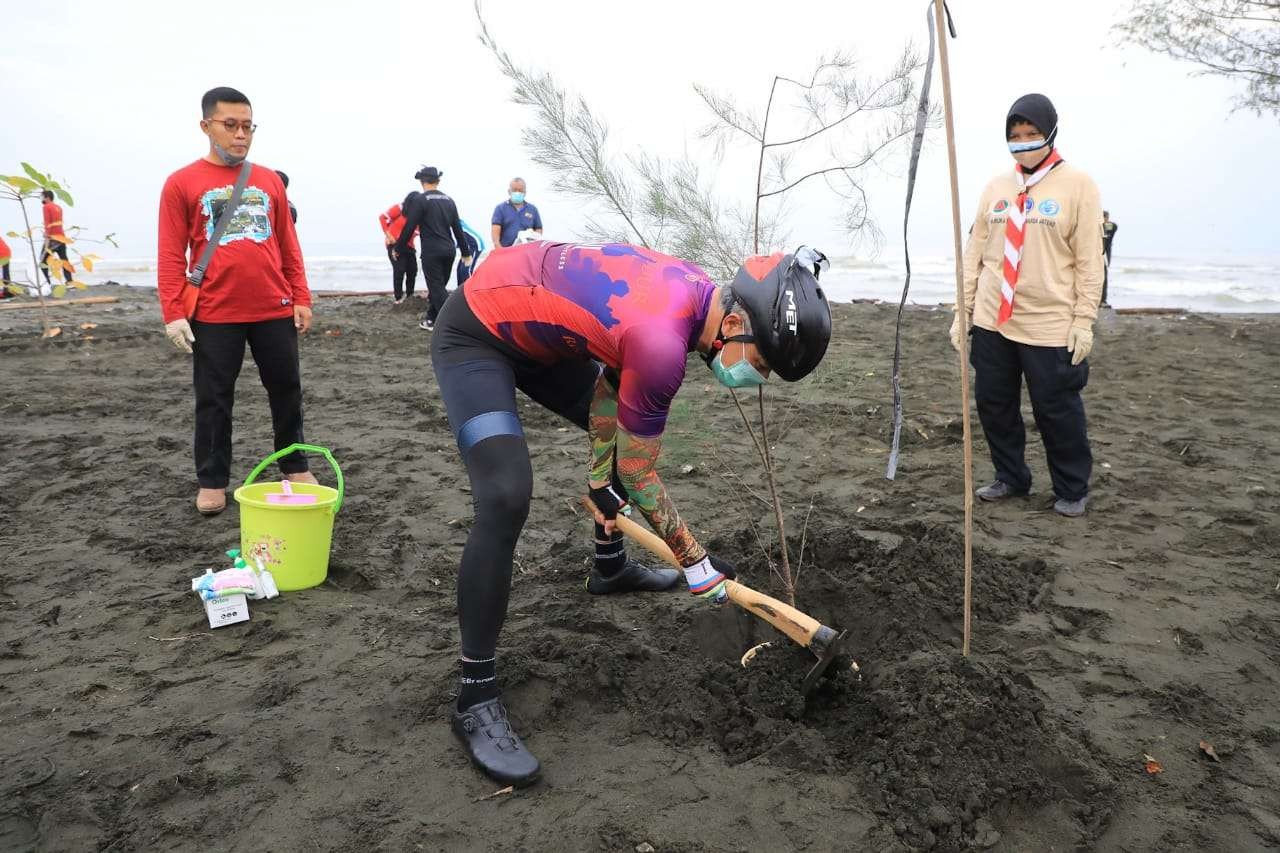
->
xmin=758 ymin=386 xmax=795 ymax=605
xmin=753 ymin=78 xmax=779 ymax=254
xmin=17 ymin=199 xmax=50 ymax=336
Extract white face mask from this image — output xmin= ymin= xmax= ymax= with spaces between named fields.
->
xmin=1011 ymin=149 xmax=1049 ymax=170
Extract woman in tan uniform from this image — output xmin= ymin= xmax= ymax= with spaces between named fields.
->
xmin=951 ymin=94 xmax=1103 ymax=517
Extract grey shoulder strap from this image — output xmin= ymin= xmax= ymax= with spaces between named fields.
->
xmin=187 ymin=160 xmax=253 ymax=286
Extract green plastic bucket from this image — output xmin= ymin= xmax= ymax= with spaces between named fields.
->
xmin=233 ymin=443 xmax=344 ymax=591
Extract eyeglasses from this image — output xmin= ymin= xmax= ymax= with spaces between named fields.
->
xmin=206 ymin=119 xmax=257 ymax=134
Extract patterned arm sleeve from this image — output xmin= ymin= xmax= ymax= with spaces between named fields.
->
xmin=587 ymin=372 xmax=619 ymax=484
xmin=615 ymin=427 xmax=705 ymax=566
xmin=609 ymin=328 xmax=703 ymax=565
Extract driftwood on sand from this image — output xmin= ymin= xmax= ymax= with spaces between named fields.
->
xmin=0 ymin=296 xmax=120 ymax=312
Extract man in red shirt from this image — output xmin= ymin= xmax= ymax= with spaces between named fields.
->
xmin=40 ymin=191 xmax=74 ymax=287
xmin=157 ymin=86 xmax=316 ymax=515
xmin=378 ymin=196 xmax=418 ymax=303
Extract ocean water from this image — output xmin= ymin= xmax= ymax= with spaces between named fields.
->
xmin=22 ymin=252 xmax=1280 ymax=314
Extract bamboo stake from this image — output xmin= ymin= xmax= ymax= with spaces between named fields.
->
xmin=933 ymin=0 xmax=974 ymax=657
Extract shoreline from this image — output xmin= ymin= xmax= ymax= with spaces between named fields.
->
xmin=3 ymin=280 xmax=1278 ymax=324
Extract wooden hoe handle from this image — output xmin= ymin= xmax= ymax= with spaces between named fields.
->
xmin=595 ymin=502 xmax=824 ymax=649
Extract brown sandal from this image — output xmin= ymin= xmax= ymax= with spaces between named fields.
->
xmin=196 ymin=488 xmax=226 ymax=515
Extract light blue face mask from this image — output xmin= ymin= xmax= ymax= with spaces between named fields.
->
xmin=1007 ymin=138 xmax=1049 ymax=154
xmin=1007 ymin=124 xmax=1056 ymax=155
xmin=510 ymin=191 xmax=526 ymax=204
xmin=711 ymin=345 xmax=767 ymax=389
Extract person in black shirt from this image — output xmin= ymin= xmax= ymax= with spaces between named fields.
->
xmin=1101 ymin=210 xmax=1117 ymax=306
xmin=393 ymin=166 xmax=471 ymax=331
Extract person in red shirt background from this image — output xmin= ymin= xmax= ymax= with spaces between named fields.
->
xmin=379 ymin=196 xmax=418 ymax=304
xmin=40 ymin=190 xmax=74 ymax=287
xmin=0 ymin=234 xmax=13 ymax=298
xmin=157 ymin=86 xmax=316 ymax=515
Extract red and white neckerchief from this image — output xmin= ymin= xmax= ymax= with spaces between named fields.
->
xmin=999 ymin=149 xmax=1064 ymax=325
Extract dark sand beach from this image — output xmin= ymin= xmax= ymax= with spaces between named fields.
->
xmin=2 ymin=285 xmax=1278 ymax=852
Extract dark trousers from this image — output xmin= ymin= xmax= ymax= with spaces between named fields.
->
xmin=432 ymin=292 xmax=600 ymax=659
xmin=1102 ymin=248 xmax=1112 ymax=305
xmin=191 ymin=317 xmax=309 ymax=489
xmin=456 ymin=256 xmax=475 ymax=289
xmin=970 ymin=327 xmax=1092 ymax=501
xmin=388 ymin=245 xmax=417 ymax=300
xmin=421 ymin=251 xmax=454 ymax=323
xmin=41 ymin=241 xmax=72 ymax=284
xmin=1 ymin=262 xmax=11 ymax=295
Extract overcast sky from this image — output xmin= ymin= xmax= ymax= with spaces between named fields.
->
xmin=4 ymin=0 xmax=1278 ymax=265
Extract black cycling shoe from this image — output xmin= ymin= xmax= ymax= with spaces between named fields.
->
xmin=585 ymin=559 xmax=680 ymax=594
xmin=452 ymin=698 xmax=541 ymax=787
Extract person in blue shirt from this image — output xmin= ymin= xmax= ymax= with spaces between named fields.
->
xmin=455 ymin=219 xmax=486 ymax=288
xmin=490 ymin=177 xmax=543 ymax=248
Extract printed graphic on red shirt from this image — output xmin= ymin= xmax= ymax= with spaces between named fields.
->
xmin=200 ymin=185 xmax=273 ymax=245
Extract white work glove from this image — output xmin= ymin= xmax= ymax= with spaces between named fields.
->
xmin=682 ymin=555 xmax=733 ymax=603
xmin=165 ymin=318 xmax=195 ymax=353
xmin=1067 ymin=322 xmax=1093 ymax=366
xmin=949 ymin=311 xmax=970 ymax=353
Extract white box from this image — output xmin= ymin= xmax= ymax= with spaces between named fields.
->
xmin=204 ymin=594 xmax=250 ymax=628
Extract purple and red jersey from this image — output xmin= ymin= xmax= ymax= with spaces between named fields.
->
xmin=465 ymin=242 xmax=716 ymax=437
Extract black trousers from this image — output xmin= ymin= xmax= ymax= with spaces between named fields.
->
xmin=388 ymin=245 xmax=417 ymax=300
xmin=420 ymin=251 xmax=454 ymax=323
xmin=432 ymin=292 xmax=600 ymax=659
xmin=41 ymin=241 xmax=72 ymax=284
xmin=970 ymin=327 xmax=1092 ymax=501
xmin=191 ymin=317 xmax=309 ymax=489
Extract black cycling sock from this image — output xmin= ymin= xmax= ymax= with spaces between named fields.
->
xmin=458 ymin=657 xmax=498 ymax=710
xmin=594 ymin=522 xmax=627 ymax=577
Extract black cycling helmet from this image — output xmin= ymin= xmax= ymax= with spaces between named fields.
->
xmin=711 ymin=247 xmax=832 ymax=382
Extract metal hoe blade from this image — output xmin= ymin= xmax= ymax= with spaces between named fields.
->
xmin=801 ymin=627 xmax=848 ymax=698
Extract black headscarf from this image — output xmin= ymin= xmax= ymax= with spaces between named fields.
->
xmin=1006 ymin=93 xmax=1058 ymax=148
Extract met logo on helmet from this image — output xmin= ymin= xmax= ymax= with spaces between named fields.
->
xmin=784 ymin=289 xmax=798 ymax=334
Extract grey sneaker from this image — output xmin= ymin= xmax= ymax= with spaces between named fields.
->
xmin=1053 ymin=495 xmax=1089 ymax=517
xmin=418 ymin=319 xmax=434 ymax=331
xmin=976 ymin=480 xmax=1028 ymax=502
